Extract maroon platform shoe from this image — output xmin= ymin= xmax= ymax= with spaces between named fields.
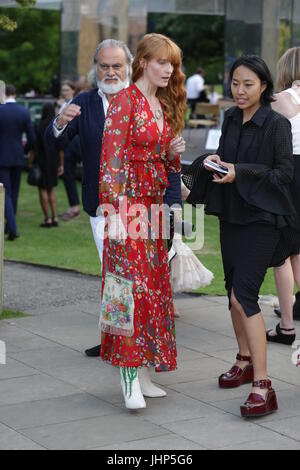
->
xmin=219 ymin=354 xmax=254 ymax=389
xmin=241 ymin=379 xmax=278 ymax=418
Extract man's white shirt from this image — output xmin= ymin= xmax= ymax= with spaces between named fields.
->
xmin=186 ymin=74 xmax=205 ymax=100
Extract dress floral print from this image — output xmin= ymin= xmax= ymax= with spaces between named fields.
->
xmin=99 ymin=84 xmax=180 ymax=372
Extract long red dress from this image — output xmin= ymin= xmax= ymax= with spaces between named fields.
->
xmin=99 ymin=84 xmax=180 ymax=372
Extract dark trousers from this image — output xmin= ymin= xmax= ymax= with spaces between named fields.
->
xmin=0 ymin=166 xmax=22 ymax=234
xmin=62 ymin=152 xmax=80 ymax=207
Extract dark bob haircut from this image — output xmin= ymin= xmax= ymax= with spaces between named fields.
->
xmin=230 ymin=55 xmax=275 ymax=105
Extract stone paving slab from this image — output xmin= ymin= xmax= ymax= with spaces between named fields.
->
xmin=0 ymin=423 xmax=45 ymax=451
xmin=163 ymin=414 xmax=299 ymax=450
xmin=1 ymin=261 xmax=300 ymax=450
xmin=20 ymin=414 xmax=170 ymax=451
xmin=0 ymin=393 xmax=120 ymax=431
xmin=0 ymin=374 xmax=80 ymax=406
xmin=97 ymin=435 xmax=206 ymax=450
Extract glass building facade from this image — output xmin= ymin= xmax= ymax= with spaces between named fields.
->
xmin=2 ymin=0 xmax=300 ymax=86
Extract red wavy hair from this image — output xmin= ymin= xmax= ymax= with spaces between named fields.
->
xmin=132 ymin=33 xmax=187 ymax=136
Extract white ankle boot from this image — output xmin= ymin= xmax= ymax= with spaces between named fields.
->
xmin=139 ymin=367 xmax=167 ymax=398
xmin=120 ymin=367 xmax=146 ymax=410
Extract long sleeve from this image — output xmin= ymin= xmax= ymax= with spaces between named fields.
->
xmin=235 ymin=118 xmax=295 ymax=215
xmin=99 ymin=90 xmax=132 ymax=212
xmin=44 ymin=95 xmax=81 ymax=151
xmin=165 ymin=154 xmax=181 ymax=175
xmin=164 ymin=172 xmax=182 ymax=208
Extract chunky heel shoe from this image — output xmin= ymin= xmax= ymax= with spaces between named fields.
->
xmin=266 ymin=323 xmax=296 ymax=346
xmin=241 ymin=379 xmax=278 ymax=418
xmin=219 ymin=354 xmax=254 ymax=389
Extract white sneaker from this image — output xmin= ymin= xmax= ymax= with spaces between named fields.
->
xmin=139 ymin=367 xmax=167 ymax=398
xmin=120 ymin=367 xmax=146 ymax=410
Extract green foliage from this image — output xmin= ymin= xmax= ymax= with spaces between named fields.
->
xmin=0 ymin=7 xmax=60 ymax=93
xmin=148 ymin=13 xmax=224 ymax=84
xmin=1 ymin=309 xmax=27 ymax=320
xmin=16 ymin=0 xmax=36 ymax=6
xmin=279 ymin=20 xmax=292 ymax=58
xmin=0 ymin=0 xmax=36 ymax=31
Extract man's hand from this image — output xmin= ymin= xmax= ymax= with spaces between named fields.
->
xmin=168 ymin=136 xmax=186 ymax=161
xmin=56 ymin=104 xmax=81 ymax=128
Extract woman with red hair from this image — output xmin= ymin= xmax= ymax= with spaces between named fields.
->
xmin=99 ymin=34 xmax=186 ymax=410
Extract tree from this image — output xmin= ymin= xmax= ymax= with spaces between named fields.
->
xmin=0 ymin=7 xmax=60 ymax=93
xmin=0 ymin=0 xmax=36 ymax=31
xmin=148 ymin=13 xmax=225 ymax=84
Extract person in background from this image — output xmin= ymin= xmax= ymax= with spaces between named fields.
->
xmin=30 ymin=103 xmax=63 ymax=228
xmin=56 ymin=80 xmax=76 ymax=114
xmin=0 ymin=84 xmax=35 ymax=241
xmin=186 ymin=68 xmax=206 ymax=115
xmin=267 ymin=47 xmax=300 ymax=345
xmin=75 ymin=75 xmax=91 ymax=95
xmin=208 ymin=85 xmax=222 ymax=104
xmin=56 ymin=81 xmax=81 ymax=221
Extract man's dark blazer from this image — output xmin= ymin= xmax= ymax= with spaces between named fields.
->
xmin=45 ymin=89 xmax=105 ymax=217
xmin=0 ymin=102 xmax=35 ymax=167
xmin=45 ymin=88 xmax=182 ymax=217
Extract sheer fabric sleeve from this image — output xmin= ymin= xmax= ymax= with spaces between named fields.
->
xmin=99 ymin=90 xmax=133 ymax=213
xmin=235 ymin=117 xmax=295 ymax=215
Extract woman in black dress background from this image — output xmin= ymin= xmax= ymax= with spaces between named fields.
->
xmin=33 ymin=103 xmax=64 ymax=227
xmin=184 ymin=56 xmax=295 ymax=418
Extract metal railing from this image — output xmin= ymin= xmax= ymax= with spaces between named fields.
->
xmin=0 ymin=183 xmax=4 ymax=317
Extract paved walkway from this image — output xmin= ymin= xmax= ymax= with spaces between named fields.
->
xmin=0 ymin=261 xmax=300 ymax=450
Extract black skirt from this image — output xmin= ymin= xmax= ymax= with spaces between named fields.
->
xmin=220 ymin=221 xmax=281 ymax=317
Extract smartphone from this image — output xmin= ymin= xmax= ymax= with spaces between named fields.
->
xmin=204 ymin=160 xmax=229 ymax=175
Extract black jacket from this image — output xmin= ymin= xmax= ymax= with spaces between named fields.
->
xmin=184 ymin=106 xmax=296 ymax=226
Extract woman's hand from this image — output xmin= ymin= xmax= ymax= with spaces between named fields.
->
xmin=203 ymin=154 xmax=222 ymax=171
xmin=168 ymin=136 xmax=186 ymax=161
xmin=213 ymin=162 xmax=236 ymax=184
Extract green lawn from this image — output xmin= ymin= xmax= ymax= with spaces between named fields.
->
xmin=1 ymin=309 xmax=27 ymax=320
xmin=4 ymin=173 xmax=278 ymax=295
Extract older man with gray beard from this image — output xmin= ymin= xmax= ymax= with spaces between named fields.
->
xmin=45 ymin=39 xmax=133 ymax=356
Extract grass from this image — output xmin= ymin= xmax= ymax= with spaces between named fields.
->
xmin=3 ymin=173 xmax=279 ymax=296
xmin=4 ymin=174 xmax=101 ymax=276
xmin=1 ymin=309 xmax=27 ymax=320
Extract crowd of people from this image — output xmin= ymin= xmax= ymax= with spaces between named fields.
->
xmin=0 ymin=33 xmax=300 ymax=419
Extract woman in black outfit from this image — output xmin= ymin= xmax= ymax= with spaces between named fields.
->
xmin=183 ymin=56 xmax=295 ymax=418
xmin=33 ymin=103 xmax=64 ymax=227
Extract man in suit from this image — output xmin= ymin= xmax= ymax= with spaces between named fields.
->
xmin=0 ymin=84 xmax=35 ymax=240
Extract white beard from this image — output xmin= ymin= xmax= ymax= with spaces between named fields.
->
xmin=97 ymin=78 xmax=128 ymax=95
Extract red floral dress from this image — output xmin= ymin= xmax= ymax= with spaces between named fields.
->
xmin=99 ymin=84 xmax=180 ymax=372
